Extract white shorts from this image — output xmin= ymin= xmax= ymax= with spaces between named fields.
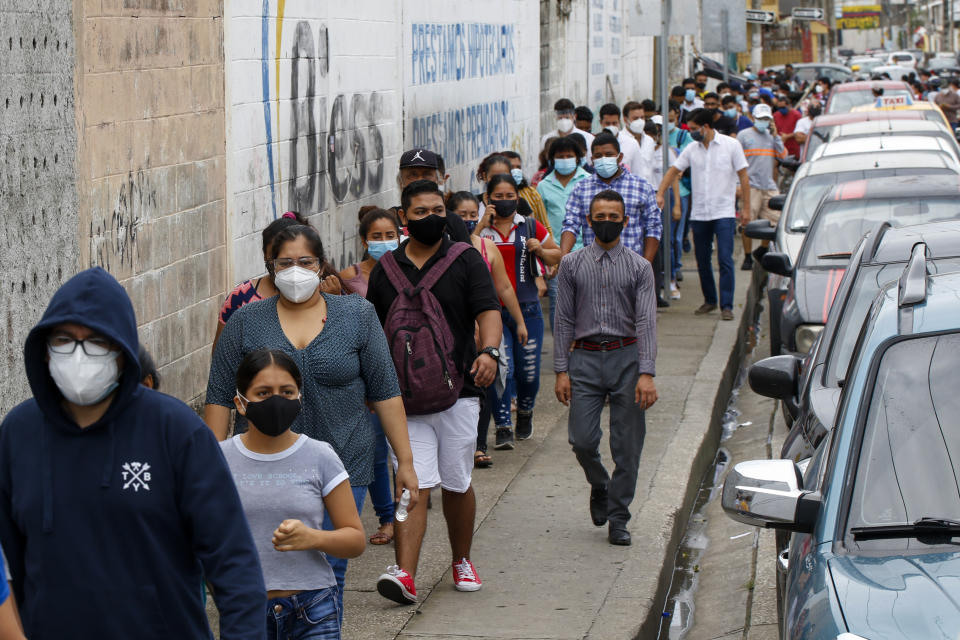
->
xmin=391 ymin=397 xmax=480 ymax=494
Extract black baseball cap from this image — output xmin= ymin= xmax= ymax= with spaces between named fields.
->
xmin=399 ymin=148 xmax=440 ymax=169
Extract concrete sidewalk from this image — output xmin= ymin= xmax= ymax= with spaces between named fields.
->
xmin=342 ymin=263 xmax=753 ymax=640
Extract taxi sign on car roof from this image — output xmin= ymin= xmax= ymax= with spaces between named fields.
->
xmin=874 ymin=94 xmax=913 ymax=108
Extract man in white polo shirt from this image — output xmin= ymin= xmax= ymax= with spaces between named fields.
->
xmin=656 ymin=108 xmax=750 ymax=321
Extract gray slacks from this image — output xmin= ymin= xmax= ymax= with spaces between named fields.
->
xmin=567 ymin=344 xmax=646 ymax=527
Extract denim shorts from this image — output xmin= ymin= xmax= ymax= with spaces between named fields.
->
xmin=267 ymin=587 xmax=341 ymax=640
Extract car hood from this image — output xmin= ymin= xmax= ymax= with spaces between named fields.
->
xmin=830 ymin=554 xmax=960 ymax=638
xmin=794 ymin=267 xmax=847 ymax=323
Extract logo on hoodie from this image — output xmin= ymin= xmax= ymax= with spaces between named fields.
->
xmin=121 ymin=461 xmax=152 ymax=492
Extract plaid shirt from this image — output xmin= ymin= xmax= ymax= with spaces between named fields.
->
xmin=562 ymin=170 xmax=663 ymax=254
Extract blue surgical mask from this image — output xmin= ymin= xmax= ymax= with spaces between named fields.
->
xmin=594 ymin=157 xmax=619 ymax=179
xmin=464 ymin=220 xmax=478 ymax=233
xmin=554 ymin=157 xmax=578 ymax=175
xmin=666 ymin=121 xmax=677 ymax=132
xmin=724 ymin=108 xmax=738 ymax=119
xmin=685 ymin=89 xmax=696 ymax=102
xmin=510 ymin=168 xmax=524 ymax=185
xmin=754 ymin=119 xmax=770 ymax=132
xmin=367 ymin=239 xmax=398 ymax=261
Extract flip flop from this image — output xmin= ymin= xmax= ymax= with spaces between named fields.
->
xmin=369 ymin=524 xmax=394 ymax=545
xmin=474 ymin=450 xmax=493 ymax=468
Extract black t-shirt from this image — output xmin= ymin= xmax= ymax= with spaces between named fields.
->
xmin=366 ymin=238 xmax=501 ymax=398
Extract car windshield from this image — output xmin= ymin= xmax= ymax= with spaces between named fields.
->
xmin=801 ymin=198 xmax=960 ymax=267
xmin=826 ymin=259 xmax=960 ymax=385
xmin=828 ymin=88 xmax=913 ymax=114
xmin=892 ymin=54 xmax=914 ymax=63
xmin=847 ymin=333 xmax=960 ymax=546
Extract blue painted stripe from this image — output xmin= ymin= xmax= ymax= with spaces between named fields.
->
xmin=261 ymin=0 xmax=278 ymax=219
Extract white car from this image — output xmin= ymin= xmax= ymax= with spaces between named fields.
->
xmin=887 ymin=51 xmax=919 ymax=68
xmin=870 ymin=64 xmax=915 ymax=80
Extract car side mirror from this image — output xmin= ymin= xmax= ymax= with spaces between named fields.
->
xmin=744 ymin=220 xmax=777 ymax=241
xmin=748 ymin=355 xmax=800 ymax=400
xmin=761 ymin=252 xmax=793 ymax=277
xmin=768 ymin=195 xmax=786 ymax=211
xmin=721 ymin=459 xmax=818 ymax=533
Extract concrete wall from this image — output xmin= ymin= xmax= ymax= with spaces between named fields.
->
xmin=0 ymin=1 xmax=80 ymax=417
xmin=225 ymin=0 xmax=540 ymax=282
xmin=74 ymin=0 xmax=228 ymax=406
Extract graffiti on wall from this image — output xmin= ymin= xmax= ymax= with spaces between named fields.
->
xmin=410 ymin=101 xmax=510 ymax=169
xmin=90 ymin=170 xmax=150 ymax=271
xmin=410 ymin=22 xmax=516 ymax=85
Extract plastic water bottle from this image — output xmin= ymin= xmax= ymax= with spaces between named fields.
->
xmin=395 ymin=489 xmax=411 ymax=522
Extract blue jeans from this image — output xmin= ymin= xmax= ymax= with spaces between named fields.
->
xmin=691 ymin=218 xmax=736 ymax=310
xmin=321 ymin=485 xmax=366 ymax=625
xmin=267 ymin=587 xmax=340 ymax=640
xmin=367 ymin=414 xmax=395 ymax=526
xmin=671 ymin=193 xmax=689 ymax=280
xmin=493 ymin=303 xmax=545 ymax=426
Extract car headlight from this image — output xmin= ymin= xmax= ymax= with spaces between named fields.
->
xmin=794 ymin=324 xmax=823 ymax=353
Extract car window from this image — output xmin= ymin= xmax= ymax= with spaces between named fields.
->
xmin=801 ymin=198 xmax=960 ymax=268
xmin=806 ymin=127 xmax=832 ymax=158
xmin=797 ymin=68 xmax=818 ymax=84
xmin=848 ymin=333 xmax=960 ymax=535
xmin=825 ymin=68 xmax=851 ymax=82
xmin=828 ymin=89 xmax=912 ymax=114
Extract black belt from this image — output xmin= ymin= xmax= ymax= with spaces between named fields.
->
xmin=573 ymin=337 xmax=637 ymax=352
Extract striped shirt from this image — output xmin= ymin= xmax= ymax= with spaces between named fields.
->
xmin=562 ymin=169 xmax=663 ymax=254
xmin=553 ymin=240 xmax=657 ymax=376
xmin=737 ymin=126 xmax=786 ymax=191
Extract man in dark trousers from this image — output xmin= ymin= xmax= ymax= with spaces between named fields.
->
xmin=554 ymin=189 xmax=659 ymax=546
xmin=0 ymin=267 xmax=266 ymax=639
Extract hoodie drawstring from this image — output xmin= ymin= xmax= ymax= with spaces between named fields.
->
xmin=41 ymin=426 xmax=54 ymax=533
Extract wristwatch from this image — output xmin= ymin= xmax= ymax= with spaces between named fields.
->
xmin=480 ymin=346 xmax=501 ymax=360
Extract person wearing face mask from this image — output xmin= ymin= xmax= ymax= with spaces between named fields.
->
xmin=206 ymin=224 xmax=419 ymax=614
xmin=366 ymin=180 xmax=503 ymax=604
xmin=501 ymin=150 xmax=553 ymax=235
xmin=474 ymin=174 xmax=561 ymax=450
xmin=622 ymin=101 xmax=657 ymax=184
xmin=679 ymin=79 xmax=704 ymax=122
xmin=736 ymin=104 xmax=786 ymax=271
xmin=598 ymin=103 xmax=644 ymax=180
xmin=722 ymin=94 xmax=754 ymax=132
xmin=0 ymin=267 xmax=266 ymax=639
xmin=214 ymin=211 xmax=342 ymax=352
xmin=554 ymin=189 xmax=658 ymax=547
xmin=792 ymin=102 xmax=820 ymax=147
xmin=657 ymin=109 xmax=750 ymax=321
xmin=223 ymin=349 xmax=365 ymax=639
xmin=561 ymin=133 xmax=663 ymax=266
xmin=475 ymin=154 xmax=553 ymax=239
xmin=537 ymin=136 xmax=592 ymax=322
xmin=392 ymin=148 xmax=472 ymax=243
xmin=934 ymin=78 xmax=960 ymax=130
xmin=667 ymin=102 xmax=694 ymax=256
xmin=541 ymin=98 xmax=594 ymax=152
xmin=773 ymin=93 xmax=803 ymax=158
xmin=449 ymin=190 xmax=529 ymax=468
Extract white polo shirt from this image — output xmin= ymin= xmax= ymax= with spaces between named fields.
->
xmin=617 ymin=130 xmax=655 ymax=185
xmin=672 ymin=133 xmax=749 ymax=221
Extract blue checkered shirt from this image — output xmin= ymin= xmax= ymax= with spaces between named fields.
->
xmin=561 ymin=169 xmax=663 ymax=254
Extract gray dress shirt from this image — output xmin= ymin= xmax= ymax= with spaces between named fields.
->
xmin=553 ymin=241 xmax=657 ymax=375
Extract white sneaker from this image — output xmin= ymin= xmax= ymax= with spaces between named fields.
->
xmin=670 ymin=282 xmax=681 ymax=300
xmin=452 ymin=558 xmax=482 ymax=592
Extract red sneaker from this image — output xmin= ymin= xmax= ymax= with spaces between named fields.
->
xmin=452 ymin=558 xmax=482 ymax=592
xmin=377 ymin=565 xmax=417 ymax=604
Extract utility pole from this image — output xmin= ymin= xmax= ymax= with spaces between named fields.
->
xmin=949 ymin=0 xmax=954 ymax=52
xmin=825 ymin=0 xmax=837 ymax=62
xmin=751 ymin=0 xmax=763 ymax=70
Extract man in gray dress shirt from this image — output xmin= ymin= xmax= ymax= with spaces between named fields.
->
xmin=554 ymin=189 xmax=658 ymax=546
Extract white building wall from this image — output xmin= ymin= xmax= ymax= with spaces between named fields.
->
xmin=224 ymin=0 xmax=541 ymax=282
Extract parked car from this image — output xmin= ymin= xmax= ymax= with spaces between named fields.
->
xmin=763 ymin=174 xmax=960 ymax=354
xmin=744 ymin=151 xmax=960 ymax=356
xmin=820 ymin=118 xmax=959 ymax=158
xmin=824 ymin=80 xmax=913 ymax=114
xmin=724 ymin=266 xmax=960 ymax=639
xmin=851 ymin=97 xmax=953 ymax=130
xmin=886 ymin=50 xmax=919 ymax=68
xmin=868 ymin=64 xmax=915 ymax=80
xmin=800 ymin=110 xmax=927 ymax=162
xmin=848 ymin=56 xmax=886 ymax=80
xmin=766 ymin=62 xmax=853 ymax=85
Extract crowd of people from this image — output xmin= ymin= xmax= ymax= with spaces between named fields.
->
xmin=0 ymin=68 xmax=829 ymax=639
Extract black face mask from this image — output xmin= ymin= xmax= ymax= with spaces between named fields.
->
xmin=241 ymin=394 xmax=302 ymax=437
xmin=406 ymin=214 xmax=447 ymax=245
xmin=490 ymin=198 xmax=518 ymax=218
xmin=591 ymin=219 xmax=624 ymax=244
xmin=464 ymin=220 xmax=478 ymax=232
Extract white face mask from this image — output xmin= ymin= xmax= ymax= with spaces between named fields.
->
xmin=274 ymin=265 xmax=320 ymax=303
xmin=48 ymin=347 xmax=121 ymax=407
xmin=557 ymin=117 xmax=575 ymax=133
xmin=628 ymin=118 xmax=645 ymax=134
xmin=605 ymin=125 xmax=620 ymax=136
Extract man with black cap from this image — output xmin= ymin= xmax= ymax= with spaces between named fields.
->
xmin=394 ymin=148 xmax=471 ymax=242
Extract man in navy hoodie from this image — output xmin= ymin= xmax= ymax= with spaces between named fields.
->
xmin=0 ymin=267 xmax=266 ymax=639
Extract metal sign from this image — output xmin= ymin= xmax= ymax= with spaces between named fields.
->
xmin=875 ymin=94 xmax=913 ymax=108
xmin=703 ymin=0 xmax=748 ymax=52
xmin=791 ymin=7 xmax=824 ymax=20
xmin=628 ymin=0 xmax=699 ymax=37
xmin=745 ymin=9 xmax=777 ymax=25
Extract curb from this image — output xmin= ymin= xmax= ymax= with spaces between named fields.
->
xmin=589 ymin=268 xmax=764 ymax=639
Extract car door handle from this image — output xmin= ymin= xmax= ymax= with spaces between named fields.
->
xmin=777 ymin=549 xmax=790 ymax=575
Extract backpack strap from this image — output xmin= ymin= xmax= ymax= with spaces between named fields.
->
xmin=379 ymin=250 xmax=414 ymax=295
xmin=524 ymin=217 xmax=544 ymax=278
xmin=417 ymin=242 xmax=471 ymax=291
